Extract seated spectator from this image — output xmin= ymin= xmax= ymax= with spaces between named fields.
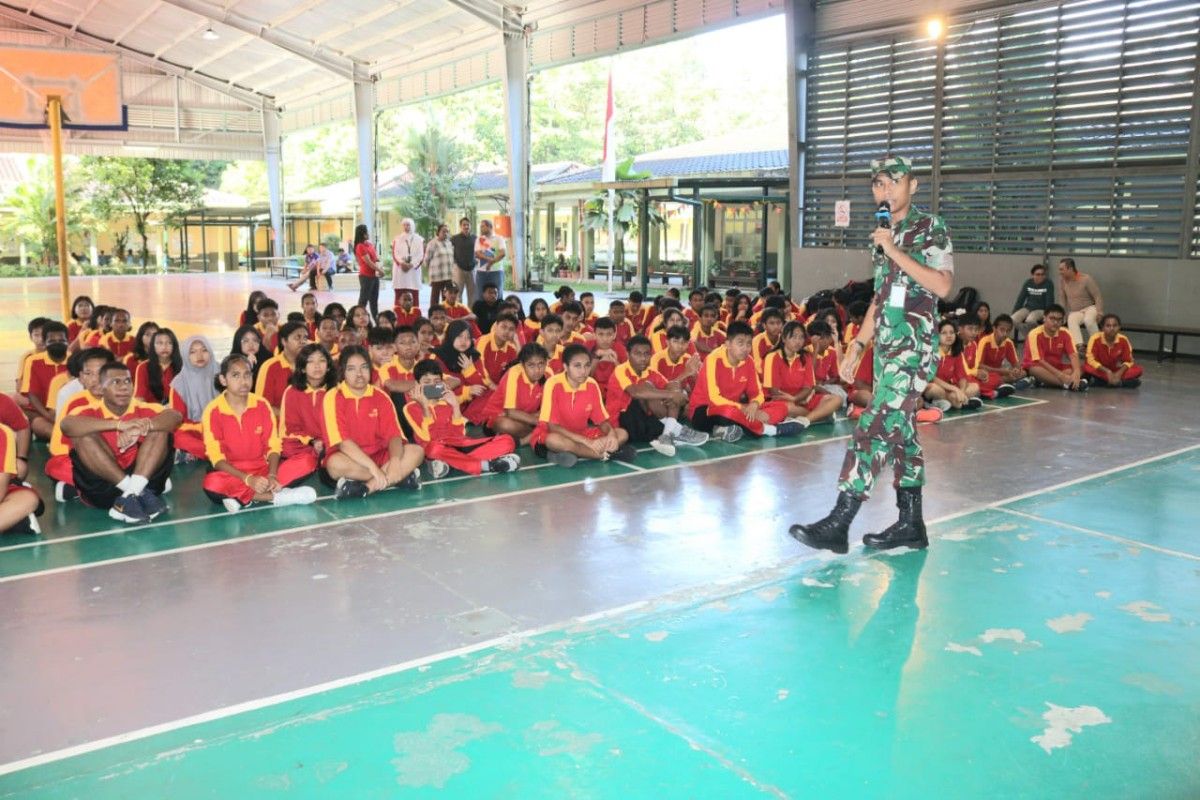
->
xmin=973 ymin=314 xmax=1028 ymax=390
xmin=532 ymin=344 xmax=635 ymax=467
xmin=690 ymin=304 xmax=726 ymax=356
xmin=607 ymin=335 xmax=708 ymax=457
xmin=1011 ymin=263 xmax=1054 ymax=339
xmin=20 ymin=320 xmax=70 ymax=440
xmin=46 ymin=348 xmax=115 ymax=500
xmin=472 ymin=283 xmax=504 ymax=335
xmin=60 ymin=362 xmax=182 ymax=524
xmin=402 ymin=360 xmax=520 ymax=478
xmin=1058 ymin=257 xmax=1103 ymax=349
xmin=201 ymin=355 xmax=318 ymax=512
xmin=924 ymin=319 xmax=982 ymax=411
xmin=1022 ymin=304 xmax=1087 ymax=391
xmin=687 ymin=322 xmax=802 ymax=441
xmin=478 ymin=343 xmax=548 ymax=445
xmin=1085 ymin=314 xmax=1142 ymax=388
xmin=170 ymin=336 xmax=219 ymax=462
xmin=0 ymin=422 xmax=42 ymax=535
xmin=762 ymin=322 xmax=842 ymax=425
xmin=321 ymin=346 xmax=425 ymax=498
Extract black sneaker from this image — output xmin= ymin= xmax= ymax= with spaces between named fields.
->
xmin=399 ymin=469 xmax=422 ymax=491
xmin=109 ymin=494 xmax=150 ymax=524
xmin=138 ymin=489 xmax=167 ymax=520
xmin=55 ymin=481 xmax=78 ymax=503
xmin=334 ymin=477 xmax=369 ymax=499
xmin=995 ymin=384 xmax=1015 ymax=398
xmin=488 ymin=455 xmax=520 ymax=473
xmin=775 ymin=421 xmax=806 ymax=437
xmin=965 ymin=397 xmax=983 ymax=410
xmin=612 ymin=443 xmax=638 ymax=462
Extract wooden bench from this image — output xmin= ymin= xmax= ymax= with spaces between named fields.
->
xmin=1121 ymin=323 xmax=1200 ymax=363
xmin=585 ymin=265 xmax=690 ymax=286
xmin=254 ymin=256 xmax=304 ymax=279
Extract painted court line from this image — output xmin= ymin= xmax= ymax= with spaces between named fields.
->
xmin=0 ymin=397 xmax=1044 ymax=583
xmin=0 ymin=432 xmax=1185 ymax=780
xmin=996 ymin=507 xmax=1200 ymax=562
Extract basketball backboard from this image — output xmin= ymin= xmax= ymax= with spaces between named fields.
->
xmin=0 ymin=45 xmax=124 ymax=130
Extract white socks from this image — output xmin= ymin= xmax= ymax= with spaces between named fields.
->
xmin=117 ymin=475 xmax=149 ymax=496
xmin=661 ymin=417 xmax=683 ymax=436
xmin=762 ymin=424 xmax=778 ymax=437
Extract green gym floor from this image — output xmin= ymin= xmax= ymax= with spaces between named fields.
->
xmin=1 ymin=275 xmax=1197 ymax=798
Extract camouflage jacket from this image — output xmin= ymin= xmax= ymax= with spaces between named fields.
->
xmin=871 ymin=205 xmax=954 ymax=354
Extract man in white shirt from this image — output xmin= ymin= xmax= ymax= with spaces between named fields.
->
xmin=391 ymin=218 xmax=425 ymax=310
xmin=474 ymin=219 xmax=507 ymax=296
xmin=314 ymin=242 xmax=335 ymax=291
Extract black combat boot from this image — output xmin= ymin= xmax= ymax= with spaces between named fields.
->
xmin=788 ymin=492 xmax=862 ymax=554
xmin=862 ymin=486 xmax=929 ymax=550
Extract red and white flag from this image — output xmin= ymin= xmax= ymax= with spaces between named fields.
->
xmin=601 ymin=66 xmax=616 ymax=182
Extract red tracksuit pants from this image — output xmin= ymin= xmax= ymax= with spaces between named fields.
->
xmin=422 ymin=434 xmax=515 ymax=476
xmin=202 ymin=452 xmax=319 ymax=505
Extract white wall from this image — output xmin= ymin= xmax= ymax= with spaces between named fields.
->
xmin=792 ymin=247 xmax=1200 ymax=352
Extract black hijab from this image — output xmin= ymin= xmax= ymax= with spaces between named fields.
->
xmin=432 ymin=319 xmax=480 ymax=374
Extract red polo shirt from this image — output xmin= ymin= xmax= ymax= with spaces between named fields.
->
xmin=202 ymin=393 xmax=281 ymax=469
xmin=1022 ymin=325 xmax=1074 ymax=369
xmin=688 ymin=345 xmax=764 ymax=416
xmin=322 ymin=383 xmax=405 ymax=457
xmin=538 ymin=373 xmax=610 ymax=434
xmin=19 ymin=352 xmax=68 ymax=405
xmin=255 ymin=353 xmax=294 ymax=409
xmin=66 ymin=398 xmax=162 ymax=470
xmin=605 ymin=362 xmax=668 ymax=418
xmin=477 ymin=333 xmax=519 ymax=386
xmin=762 ymin=350 xmax=816 ymax=396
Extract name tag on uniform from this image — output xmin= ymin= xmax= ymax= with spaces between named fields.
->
xmin=888 ymin=284 xmax=906 ymax=308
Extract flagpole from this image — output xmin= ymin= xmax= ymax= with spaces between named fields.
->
xmin=603 ymin=57 xmax=616 ymax=294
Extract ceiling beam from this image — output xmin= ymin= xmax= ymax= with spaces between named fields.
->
xmin=443 ymin=0 xmax=522 ymax=33
xmin=0 ymin=3 xmax=277 ymax=110
xmin=113 ymin=1 xmax=165 ymax=46
xmin=155 ymin=0 xmax=369 ymax=82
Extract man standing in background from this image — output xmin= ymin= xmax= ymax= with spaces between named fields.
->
xmin=450 ymin=217 xmax=477 ymax=307
xmin=475 ymin=219 xmax=507 ymax=298
xmin=391 ymin=218 xmax=424 ymax=311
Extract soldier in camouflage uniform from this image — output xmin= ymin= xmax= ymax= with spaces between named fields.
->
xmin=790 ymin=155 xmax=954 ymax=553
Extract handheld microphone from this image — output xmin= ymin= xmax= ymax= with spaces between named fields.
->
xmin=874 ymin=201 xmax=891 ymax=255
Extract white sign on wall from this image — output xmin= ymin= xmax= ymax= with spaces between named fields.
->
xmin=834 ymin=200 xmax=851 ymax=228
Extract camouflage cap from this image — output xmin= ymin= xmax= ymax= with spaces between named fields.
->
xmin=870 ymin=155 xmax=914 ymax=178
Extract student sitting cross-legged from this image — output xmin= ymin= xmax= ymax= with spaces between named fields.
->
xmin=476 ymin=343 xmax=549 ymax=446
xmin=321 ymin=346 xmax=425 ymax=499
xmin=762 ymin=321 xmax=842 ymax=426
xmin=402 ymin=360 xmax=520 ymax=479
xmin=60 ymin=361 xmax=181 ymax=524
xmin=280 ymin=343 xmax=338 ymax=470
xmin=606 ymin=336 xmax=709 ymax=457
xmin=200 ymin=355 xmax=318 ymax=513
xmin=687 ymin=322 xmax=803 ymax=442
xmin=169 ymin=336 xmax=220 ymax=462
xmin=924 ymin=319 xmax=983 ymax=412
xmin=532 ymin=344 xmax=635 ymax=468
xmin=0 ymin=422 xmax=42 ymax=536
xmin=1084 ymin=314 xmax=1142 ymax=388
xmin=1022 ymin=304 xmax=1087 ymax=391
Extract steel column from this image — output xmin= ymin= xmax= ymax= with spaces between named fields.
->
xmin=263 ymin=108 xmax=284 ymax=259
xmin=501 ymin=13 xmax=531 ymax=287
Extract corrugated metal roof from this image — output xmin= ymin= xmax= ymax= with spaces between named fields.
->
xmin=542 ymin=149 xmax=789 ymax=185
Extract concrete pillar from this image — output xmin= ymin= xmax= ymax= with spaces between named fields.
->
xmin=501 ymin=15 xmax=530 ymax=287
xmin=263 ymin=109 xmax=285 ymax=259
xmin=353 ymin=74 xmax=377 ymax=240
xmin=785 ymin=0 xmax=815 ymax=295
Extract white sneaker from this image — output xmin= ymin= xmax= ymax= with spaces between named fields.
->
xmin=27 ymin=513 xmax=41 ymax=535
xmin=222 ymin=498 xmax=243 ymax=513
xmin=932 ymin=399 xmax=952 ymax=413
xmin=273 ymin=486 xmax=318 ymax=506
xmin=650 ymin=432 xmax=677 ymax=457
xmin=163 ymin=478 xmax=173 ymax=495
xmin=427 ymin=459 xmax=450 ymax=479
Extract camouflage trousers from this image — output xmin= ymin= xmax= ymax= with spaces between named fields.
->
xmin=837 ymin=341 xmax=934 ymax=499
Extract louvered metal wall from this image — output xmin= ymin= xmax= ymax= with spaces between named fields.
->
xmin=803 ymin=0 xmax=1200 ymax=260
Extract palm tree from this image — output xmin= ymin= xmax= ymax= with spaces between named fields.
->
xmin=395 ymin=125 xmax=476 ymax=239
xmin=583 ymin=158 xmax=664 ymax=288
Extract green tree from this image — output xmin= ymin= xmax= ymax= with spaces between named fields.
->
xmin=0 ymin=158 xmax=92 ymax=267
xmin=394 ymin=125 xmax=476 ymax=239
xmin=582 ymin=158 xmax=664 ymax=287
xmin=219 ymin=160 xmax=267 ymax=201
xmin=80 ymin=157 xmax=210 ymax=270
